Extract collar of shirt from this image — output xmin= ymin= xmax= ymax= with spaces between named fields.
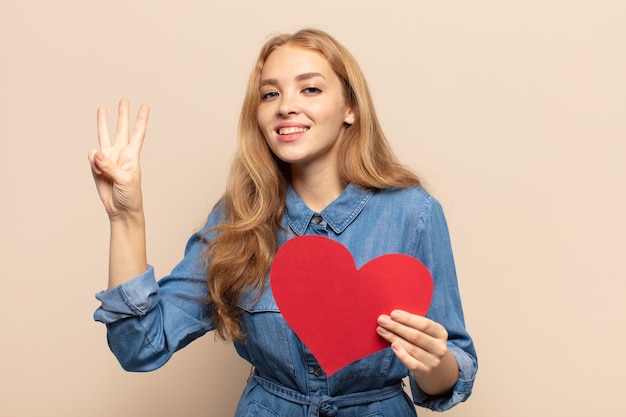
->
xmin=284 ymin=183 xmax=375 ymax=236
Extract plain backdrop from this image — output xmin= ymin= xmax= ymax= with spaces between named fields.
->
xmin=1 ymin=1 xmax=625 ymax=416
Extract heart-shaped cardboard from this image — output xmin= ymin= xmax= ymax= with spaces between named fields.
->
xmin=270 ymin=235 xmax=433 ymax=376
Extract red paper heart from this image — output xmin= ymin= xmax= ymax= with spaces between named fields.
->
xmin=270 ymin=235 xmax=433 ymax=376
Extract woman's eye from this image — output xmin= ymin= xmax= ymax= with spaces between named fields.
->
xmin=261 ymin=91 xmax=278 ymax=100
xmin=303 ymin=87 xmax=322 ymax=95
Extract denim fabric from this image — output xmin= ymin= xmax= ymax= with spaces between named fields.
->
xmin=94 ymin=184 xmax=477 ymax=416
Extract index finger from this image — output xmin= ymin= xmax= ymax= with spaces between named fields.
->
xmin=114 ymin=99 xmax=131 ymax=147
xmin=389 ymin=310 xmax=447 ymax=339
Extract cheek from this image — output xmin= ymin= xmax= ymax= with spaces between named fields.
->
xmin=309 ymin=103 xmax=337 ymax=126
xmin=256 ymin=108 xmax=270 ymax=131
xmin=318 ymin=107 xmax=349 ymax=130
xmin=315 ymin=96 xmax=349 ymax=123
xmin=256 ymin=113 xmax=274 ymax=145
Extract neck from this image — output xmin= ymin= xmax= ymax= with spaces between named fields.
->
xmin=290 ymin=164 xmax=345 ymax=212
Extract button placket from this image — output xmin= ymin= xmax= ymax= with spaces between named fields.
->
xmin=303 ymin=346 xmax=328 ymax=394
xmin=309 ymin=214 xmax=328 ymax=236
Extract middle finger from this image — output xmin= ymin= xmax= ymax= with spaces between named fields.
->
xmin=114 ymin=99 xmax=130 ymax=147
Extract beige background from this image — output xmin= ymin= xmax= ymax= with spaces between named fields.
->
xmin=1 ymin=1 xmax=625 ymax=416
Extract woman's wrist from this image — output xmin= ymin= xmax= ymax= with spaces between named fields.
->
xmin=413 ymin=349 xmax=459 ymax=396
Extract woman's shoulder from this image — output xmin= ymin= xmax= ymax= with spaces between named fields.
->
xmin=373 ymin=185 xmax=447 ymax=223
xmin=375 ymin=185 xmax=436 ymax=207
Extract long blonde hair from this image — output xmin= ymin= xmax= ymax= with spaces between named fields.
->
xmin=207 ymin=28 xmax=422 ymax=341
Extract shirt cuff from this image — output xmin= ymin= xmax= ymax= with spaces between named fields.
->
xmin=93 ymin=265 xmax=160 ymax=324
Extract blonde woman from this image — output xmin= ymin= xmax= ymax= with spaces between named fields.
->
xmin=89 ymin=28 xmax=477 ymax=416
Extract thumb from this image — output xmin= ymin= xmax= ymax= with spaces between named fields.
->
xmin=87 ymin=149 xmax=104 ymax=176
xmin=92 ymin=150 xmax=126 ymax=183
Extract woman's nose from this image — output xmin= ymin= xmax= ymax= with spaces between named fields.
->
xmin=277 ymin=93 xmax=299 ymax=116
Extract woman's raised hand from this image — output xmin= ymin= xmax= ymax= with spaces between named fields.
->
xmin=88 ymin=99 xmax=150 ymax=220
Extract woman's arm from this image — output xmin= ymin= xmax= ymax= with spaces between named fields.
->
xmin=377 ymin=192 xmax=477 ymax=409
xmin=87 ymin=99 xmax=150 ymax=288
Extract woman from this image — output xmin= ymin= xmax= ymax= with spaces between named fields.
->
xmin=88 ymin=28 xmax=477 ymax=416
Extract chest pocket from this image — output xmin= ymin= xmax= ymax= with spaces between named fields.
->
xmin=237 ymin=286 xmax=298 ymax=377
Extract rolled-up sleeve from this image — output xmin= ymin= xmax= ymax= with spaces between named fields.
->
xmin=93 ymin=207 xmax=222 ymax=372
xmin=94 ymin=267 xmax=160 ymax=323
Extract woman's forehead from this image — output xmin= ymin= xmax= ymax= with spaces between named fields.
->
xmin=261 ymin=46 xmax=332 ymax=79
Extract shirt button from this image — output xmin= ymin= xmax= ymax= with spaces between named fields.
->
xmin=313 ymin=215 xmax=323 ymax=224
xmin=313 ymin=366 xmax=323 ymax=377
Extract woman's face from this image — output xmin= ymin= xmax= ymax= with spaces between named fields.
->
xmin=257 ymin=45 xmax=355 ymax=174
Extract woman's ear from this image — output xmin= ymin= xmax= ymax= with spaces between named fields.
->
xmin=344 ymin=107 xmax=356 ymax=126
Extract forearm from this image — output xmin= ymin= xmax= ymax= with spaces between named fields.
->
xmin=108 ymin=212 xmax=148 ymax=289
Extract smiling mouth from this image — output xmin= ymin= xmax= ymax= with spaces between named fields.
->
xmin=277 ymin=126 xmax=309 ymax=135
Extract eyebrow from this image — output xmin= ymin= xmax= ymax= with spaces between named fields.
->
xmin=260 ymin=72 xmax=326 ymax=87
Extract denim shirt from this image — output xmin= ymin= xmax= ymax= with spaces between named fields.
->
xmin=94 ymin=184 xmax=477 ymax=416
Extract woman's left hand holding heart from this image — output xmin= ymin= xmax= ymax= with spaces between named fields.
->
xmin=377 ymin=310 xmax=459 ymax=396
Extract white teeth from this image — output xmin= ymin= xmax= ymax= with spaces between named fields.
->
xmin=278 ymin=127 xmax=308 ymax=135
